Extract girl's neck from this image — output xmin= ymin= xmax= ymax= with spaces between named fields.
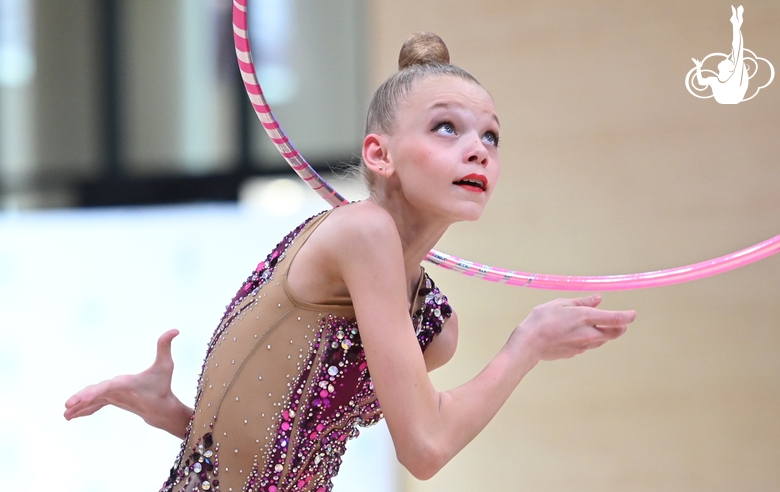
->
xmin=366 ymin=192 xmax=451 ymax=283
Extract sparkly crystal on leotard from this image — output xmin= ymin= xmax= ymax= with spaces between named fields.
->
xmin=161 ymin=210 xmax=452 ymax=492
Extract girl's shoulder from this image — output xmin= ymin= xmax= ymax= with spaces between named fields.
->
xmin=318 ymin=200 xmax=401 ymax=249
xmin=286 ymin=201 xmax=403 ymax=305
xmin=310 ymin=201 xmax=405 ymax=281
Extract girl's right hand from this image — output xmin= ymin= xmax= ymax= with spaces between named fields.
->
xmin=511 ymin=294 xmax=636 ymax=362
xmin=64 ymin=329 xmax=192 ymax=438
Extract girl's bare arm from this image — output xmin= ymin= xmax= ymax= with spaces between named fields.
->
xmin=333 ymin=206 xmax=636 ymax=480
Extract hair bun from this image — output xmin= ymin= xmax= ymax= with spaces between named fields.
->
xmin=398 ymin=32 xmax=450 ymax=70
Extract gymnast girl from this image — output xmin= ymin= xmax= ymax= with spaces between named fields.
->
xmin=64 ymin=32 xmax=636 ymax=492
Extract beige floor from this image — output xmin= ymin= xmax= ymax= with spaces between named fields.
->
xmin=368 ymin=1 xmax=780 ymax=490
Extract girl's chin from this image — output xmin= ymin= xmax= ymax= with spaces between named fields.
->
xmin=457 ymin=194 xmax=491 ymax=217
xmin=456 ymin=210 xmax=486 ymax=222
xmin=403 ymin=191 xmax=489 ymax=222
xmin=443 ymin=202 xmax=488 ymax=222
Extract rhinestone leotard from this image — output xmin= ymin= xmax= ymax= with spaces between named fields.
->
xmin=161 ymin=210 xmax=452 ymax=492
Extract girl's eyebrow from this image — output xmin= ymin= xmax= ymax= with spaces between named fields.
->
xmin=428 ymin=101 xmax=500 ymax=126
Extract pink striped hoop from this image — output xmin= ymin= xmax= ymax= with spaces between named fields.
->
xmin=232 ymin=0 xmax=780 ymax=290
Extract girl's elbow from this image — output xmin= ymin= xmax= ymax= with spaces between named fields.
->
xmin=397 ymin=441 xmax=447 ymax=481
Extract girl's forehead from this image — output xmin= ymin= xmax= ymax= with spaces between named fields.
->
xmin=401 ymin=76 xmax=497 ymax=122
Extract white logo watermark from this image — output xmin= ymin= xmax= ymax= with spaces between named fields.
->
xmin=685 ymin=5 xmax=774 ymax=104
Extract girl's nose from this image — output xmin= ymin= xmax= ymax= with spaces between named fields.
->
xmin=465 ymin=137 xmax=489 ymax=166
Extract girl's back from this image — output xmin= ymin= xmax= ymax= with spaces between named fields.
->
xmin=163 ymin=209 xmax=451 ymax=492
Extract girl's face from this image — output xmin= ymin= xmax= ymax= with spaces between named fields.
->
xmin=385 ymin=75 xmax=501 ymax=222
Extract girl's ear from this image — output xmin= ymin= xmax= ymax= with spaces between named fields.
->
xmin=362 ymin=133 xmax=394 ymax=179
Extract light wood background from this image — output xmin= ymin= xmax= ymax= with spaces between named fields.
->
xmin=368 ymin=1 xmax=780 ymax=490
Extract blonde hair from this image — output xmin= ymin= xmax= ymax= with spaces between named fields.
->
xmin=362 ymin=32 xmax=482 ymax=186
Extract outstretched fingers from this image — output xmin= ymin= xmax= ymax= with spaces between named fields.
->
xmin=592 ymin=325 xmax=628 ymax=346
xmin=63 ymin=378 xmax=124 ymax=420
xmin=569 ymin=293 xmax=602 ymax=308
xmin=570 ymin=296 xmax=635 ymax=350
xmin=64 ymin=385 xmax=94 ymax=412
xmin=565 ymin=294 xmax=636 ymax=328
xmin=64 ymin=394 xmax=114 ymax=420
xmin=581 ymin=301 xmax=636 ymax=326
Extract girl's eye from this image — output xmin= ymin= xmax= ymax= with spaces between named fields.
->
xmin=483 ymin=131 xmax=500 ymax=147
xmin=434 ymin=122 xmax=456 ymax=135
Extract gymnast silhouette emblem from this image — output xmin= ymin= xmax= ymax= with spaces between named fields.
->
xmin=685 ymin=5 xmax=774 ymax=104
